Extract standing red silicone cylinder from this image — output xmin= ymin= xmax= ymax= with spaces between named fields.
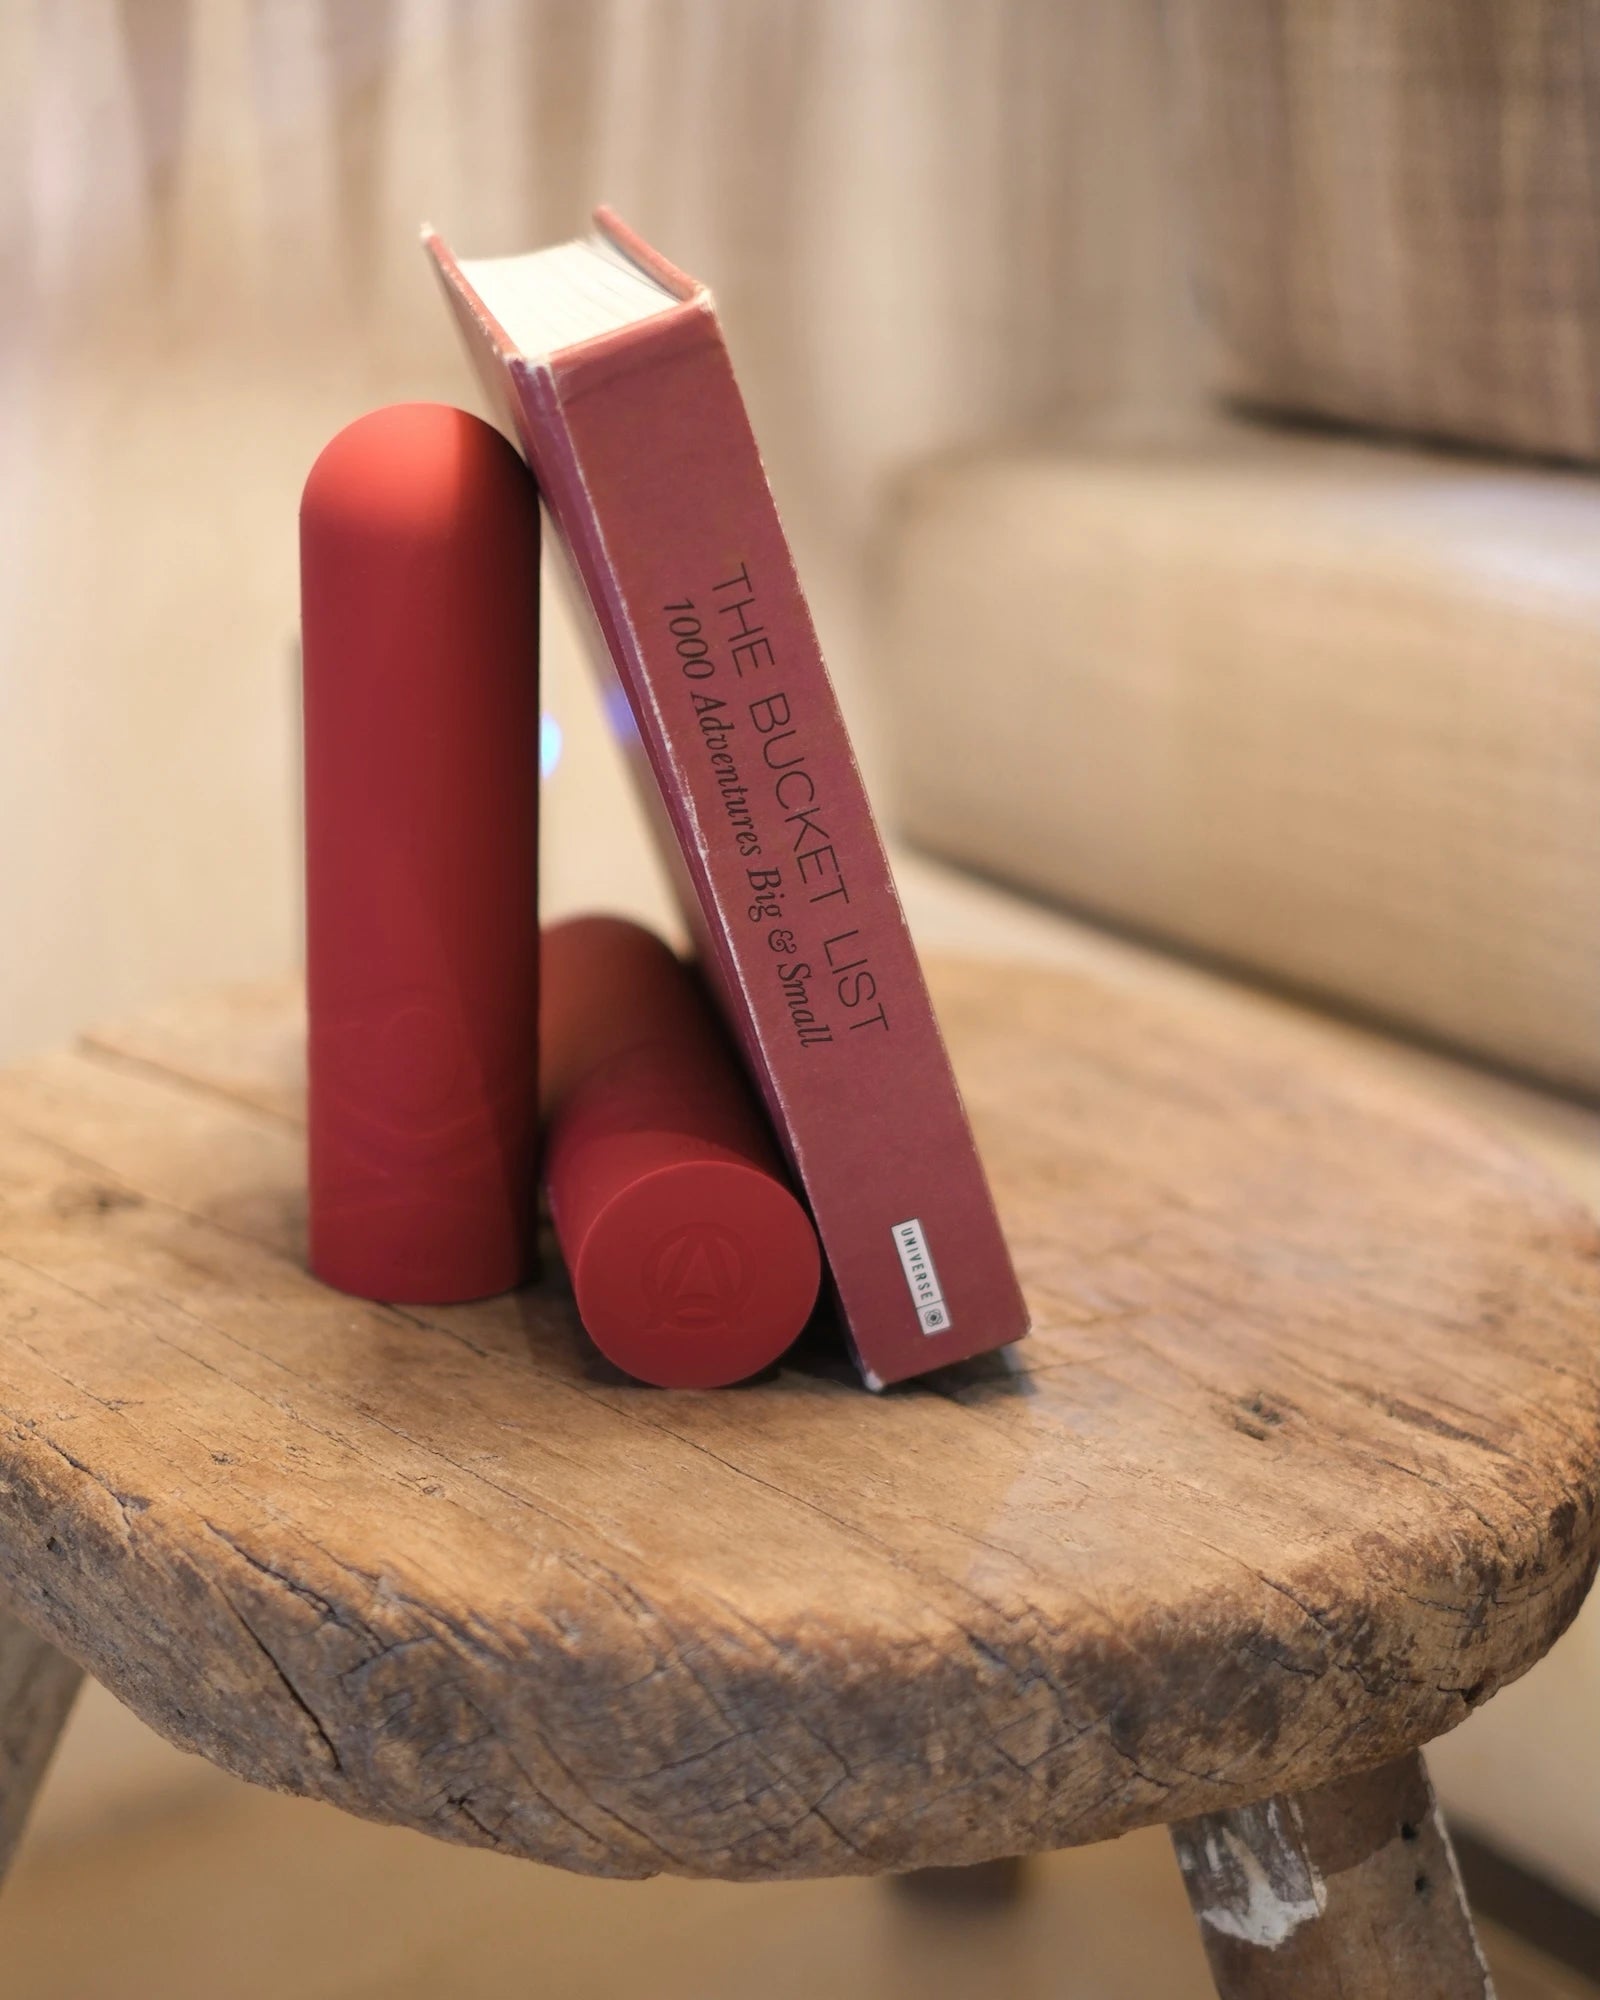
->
xmin=301 ymin=403 xmax=540 ymax=1302
xmin=541 ymin=917 xmax=821 ymax=1387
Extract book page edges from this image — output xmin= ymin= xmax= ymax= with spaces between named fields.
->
xmin=425 ymin=220 xmax=710 ymax=372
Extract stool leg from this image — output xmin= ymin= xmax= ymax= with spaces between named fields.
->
xmin=1170 ymin=1750 xmax=1494 ymax=1998
xmin=0 ymin=1603 xmax=82 ymax=1889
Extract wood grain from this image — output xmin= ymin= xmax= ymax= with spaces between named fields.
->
xmin=0 ymin=1605 xmax=81 ymax=1884
xmin=883 ymin=431 xmax=1600 ymax=1098
xmin=1174 ymin=1751 xmax=1493 ymax=1997
xmin=1174 ymin=0 xmax=1600 ymax=463
xmin=0 ymin=962 xmax=1595 ymax=1881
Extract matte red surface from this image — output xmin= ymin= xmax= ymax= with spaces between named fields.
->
xmin=429 ymin=222 xmax=1028 ymax=1386
xmin=301 ymin=403 xmax=540 ymax=1303
xmin=541 ymin=917 xmax=821 ymax=1389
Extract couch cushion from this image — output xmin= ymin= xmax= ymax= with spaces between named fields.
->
xmin=878 ymin=429 xmax=1600 ymax=1095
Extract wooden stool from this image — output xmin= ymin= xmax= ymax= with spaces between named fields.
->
xmin=0 ymin=961 xmax=1595 ymax=1997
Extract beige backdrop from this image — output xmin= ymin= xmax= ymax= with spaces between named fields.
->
xmin=0 ymin=0 xmax=1190 ymax=1066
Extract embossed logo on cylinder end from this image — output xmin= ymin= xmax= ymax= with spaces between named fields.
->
xmin=642 ymin=1224 xmax=754 ymax=1334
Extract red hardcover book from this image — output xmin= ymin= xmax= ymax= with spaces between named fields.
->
xmin=426 ymin=211 xmax=1028 ymax=1388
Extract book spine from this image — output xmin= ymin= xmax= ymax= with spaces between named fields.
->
xmin=519 ymin=308 xmax=1027 ymax=1384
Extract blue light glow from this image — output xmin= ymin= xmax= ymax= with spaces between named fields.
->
xmin=540 ymin=712 xmax=564 ymax=778
xmin=603 ymin=683 xmax=640 ymax=744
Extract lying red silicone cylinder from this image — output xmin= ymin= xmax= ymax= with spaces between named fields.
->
xmin=541 ymin=916 xmax=821 ymax=1387
xmin=301 ymin=403 xmax=541 ymax=1303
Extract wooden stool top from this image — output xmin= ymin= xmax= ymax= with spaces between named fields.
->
xmin=0 ymin=961 xmax=1594 ymax=1881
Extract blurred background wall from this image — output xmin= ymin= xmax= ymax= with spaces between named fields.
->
xmin=0 ymin=0 xmax=1191 ymax=1070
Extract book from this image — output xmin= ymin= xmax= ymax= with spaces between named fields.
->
xmin=426 ymin=209 xmax=1028 ymax=1388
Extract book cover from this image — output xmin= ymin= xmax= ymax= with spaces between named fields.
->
xmin=426 ymin=209 xmax=1028 ymax=1387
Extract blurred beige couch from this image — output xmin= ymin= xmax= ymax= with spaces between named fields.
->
xmin=878 ymin=0 xmax=1600 ymax=1911
xmin=885 ymin=1 xmax=1600 ymax=1101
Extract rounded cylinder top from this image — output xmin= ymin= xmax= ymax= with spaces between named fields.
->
xmin=301 ymin=401 xmax=533 ymax=547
